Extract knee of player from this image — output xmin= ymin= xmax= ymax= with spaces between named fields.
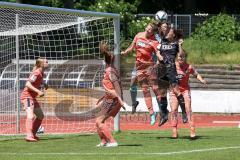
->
xmin=186 ymin=110 xmax=192 ymax=115
xmin=152 ymin=85 xmax=159 ymax=92
xmin=96 ymin=117 xmax=103 ymax=125
xmin=171 ymin=110 xmax=178 ymax=115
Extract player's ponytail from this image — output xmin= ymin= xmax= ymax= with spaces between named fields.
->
xmin=99 ymin=41 xmax=114 ymax=65
xmin=33 ymin=57 xmax=45 ymax=71
xmin=173 ymin=29 xmax=184 ymax=40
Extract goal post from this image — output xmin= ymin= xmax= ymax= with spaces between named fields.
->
xmin=0 ymin=2 xmax=121 ymax=135
xmin=113 ymin=17 xmax=121 ymax=132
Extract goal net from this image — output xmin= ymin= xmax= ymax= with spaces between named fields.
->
xmin=0 ymin=2 xmax=120 ymax=135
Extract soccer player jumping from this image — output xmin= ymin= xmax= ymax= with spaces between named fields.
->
xmin=157 ymin=25 xmax=188 ymax=126
xmin=121 ymin=22 xmax=164 ymax=126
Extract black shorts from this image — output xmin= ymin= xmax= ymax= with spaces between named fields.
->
xmin=157 ymin=62 xmax=178 ymax=86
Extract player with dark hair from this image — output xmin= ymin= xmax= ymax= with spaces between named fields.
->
xmin=157 ymin=26 xmax=189 ymax=126
xmin=95 ymin=41 xmax=125 ymax=147
xmin=154 ymin=22 xmax=171 ymax=126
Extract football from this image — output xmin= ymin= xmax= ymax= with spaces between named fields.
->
xmin=155 ymin=10 xmax=168 ymax=22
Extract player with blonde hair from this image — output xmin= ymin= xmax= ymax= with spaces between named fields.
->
xmin=20 ymin=57 xmax=48 ymax=142
xmin=121 ymin=22 xmax=164 ymax=125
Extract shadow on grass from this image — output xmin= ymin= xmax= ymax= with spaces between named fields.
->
xmin=0 ymin=134 xmax=94 ymax=142
xmin=38 ymin=137 xmax=65 ymax=141
xmin=40 ymin=134 xmax=93 ymax=141
xmin=118 ymin=144 xmax=143 ymax=147
xmin=129 ymin=132 xmax=160 ymax=135
xmin=0 ymin=138 xmax=23 ymax=142
xmin=156 ymin=135 xmax=209 ymax=140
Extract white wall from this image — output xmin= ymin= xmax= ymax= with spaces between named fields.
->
xmin=122 ymin=90 xmax=240 ymax=113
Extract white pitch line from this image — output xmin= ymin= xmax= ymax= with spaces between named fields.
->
xmin=1 ymin=146 xmax=240 ymax=156
xmin=213 ymin=121 xmax=240 ymax=124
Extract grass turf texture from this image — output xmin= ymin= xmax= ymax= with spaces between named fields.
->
xmin=0 ymin=127 xmax=239 ymax=160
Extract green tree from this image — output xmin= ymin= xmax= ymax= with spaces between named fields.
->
xmin=79 ymin=0 xmax=141 ymax=39
xmin=193 ymin=13 xmax=240 ymax=42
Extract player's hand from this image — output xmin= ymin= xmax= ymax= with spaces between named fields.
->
xmin=156 ymin=51 xmax=163 ymax=61
xmin=38 ymin=91 xmax=44 ymax=97
xmin=101 ymin=114 xmax=110 ymax=123
xmin=158 ymin=54 xmax=163 ymax=61
xmin=201 ymin=79 xmax=207 ymax=85
xmin=178 ymin=39 xmax=184 ymax=46
xmin=118 ymin=97 xmax=126 ymax=110
xmin=121 ymin=51 xmax=126 ymax=56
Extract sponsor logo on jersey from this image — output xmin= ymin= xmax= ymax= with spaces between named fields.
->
xmin=161 ymin=44 xmax=173 ymax=50
xmin=137 ymin=41 xmax=146 ymax=47
xmin=176 ymin=74 xmax=184 ymax=80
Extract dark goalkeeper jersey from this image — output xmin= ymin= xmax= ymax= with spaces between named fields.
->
xmin=159 ymin=38 xmax=179 ymax=64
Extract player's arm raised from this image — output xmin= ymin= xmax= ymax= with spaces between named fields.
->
xmin=121 ymin=36 xmax=137 ymax=56
xmin=43 ymin=82 xmax=49 ymax=90
xmin=178 ymin=39 xmax=184 ymax=56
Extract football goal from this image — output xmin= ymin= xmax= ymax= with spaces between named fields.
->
xmin=0 ymin=2 xmax=120 ymax=135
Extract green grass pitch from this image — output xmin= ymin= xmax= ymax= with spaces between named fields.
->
xmin=0 ymin=127 xmax=239 ymax=160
